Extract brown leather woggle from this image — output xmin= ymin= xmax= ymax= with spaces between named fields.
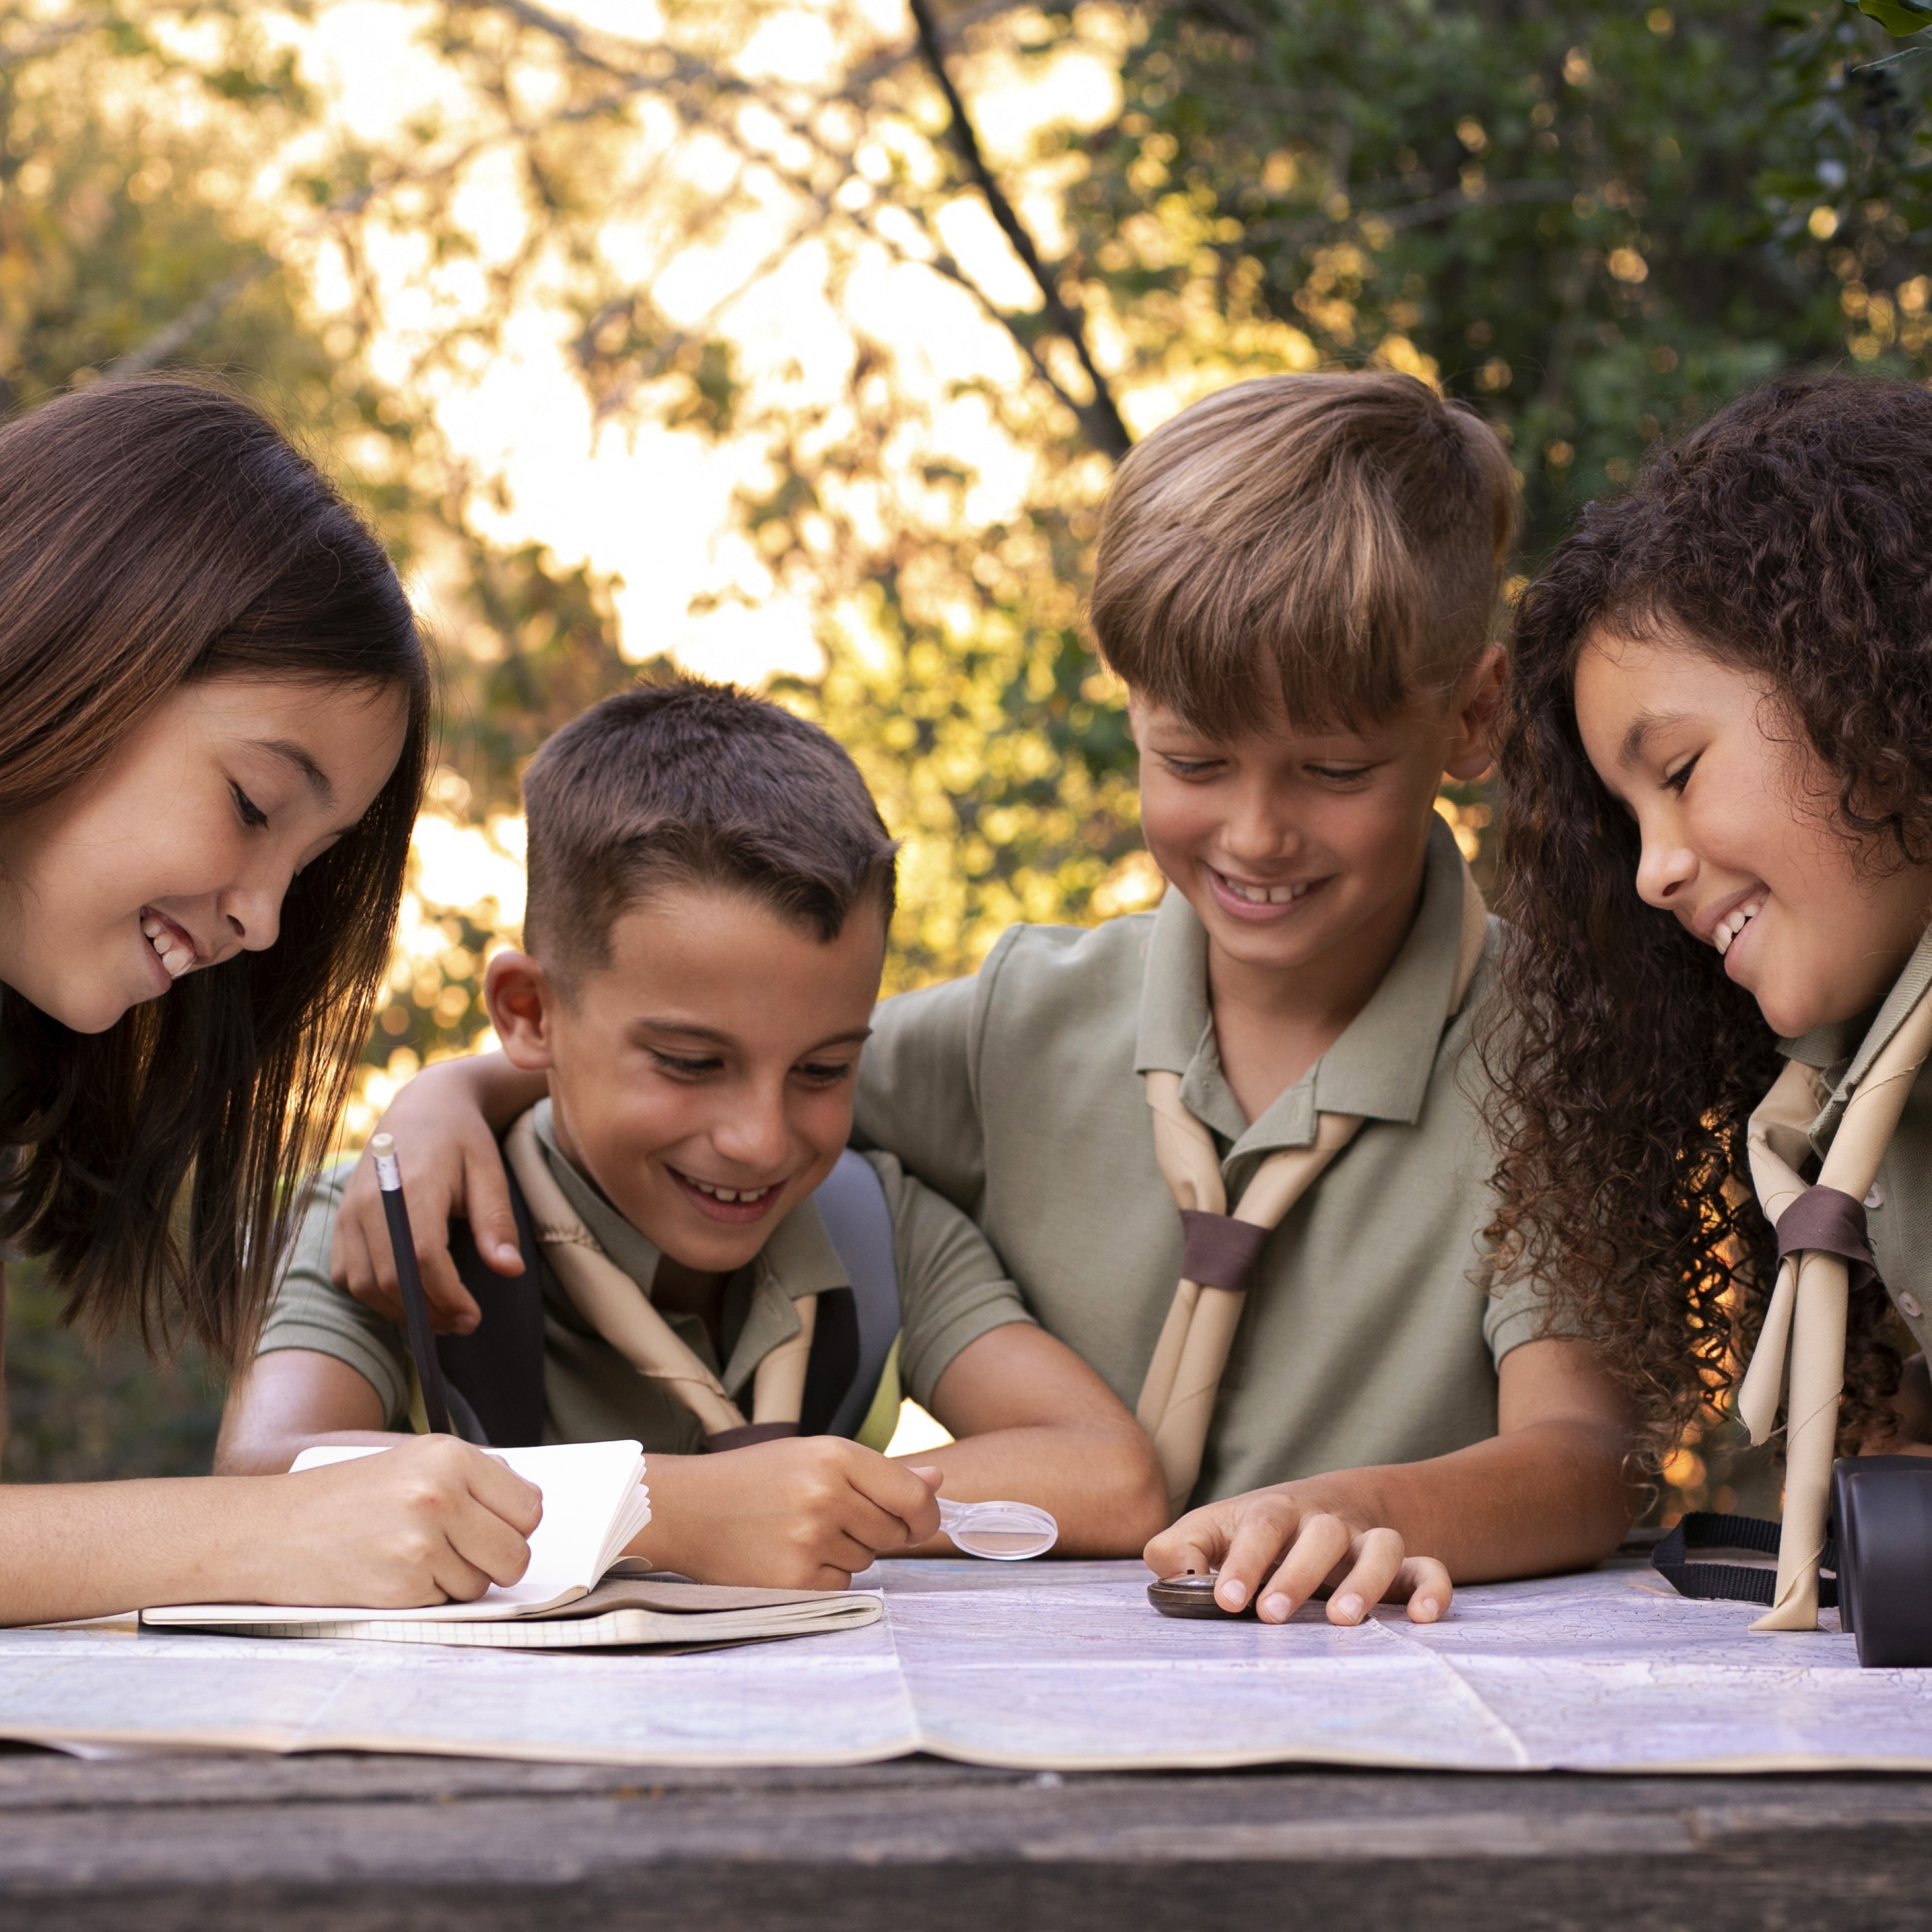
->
xmin=1178 ymin=1211 xmax=1271 ymax=1293
xmin=1775 ymin=1185 xmax=1881 ymax=1299
xmin=706 ymin=1421 xmax=802 ymax=1452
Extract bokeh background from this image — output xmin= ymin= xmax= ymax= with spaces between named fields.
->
xmin=7 ymin=0 xmax=1924 ymax=1516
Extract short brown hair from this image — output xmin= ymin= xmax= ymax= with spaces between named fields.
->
xmin=522 ymin=677 xmax=897 ymax=986
xmin=0 ymin=375 xmax=428 ymax=1368
xmin=1091 ymin=371 xmax=1516 ymax=734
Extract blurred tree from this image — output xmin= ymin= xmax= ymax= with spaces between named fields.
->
xmin=11 ymin=0 xmax=1927 ymax=1488
xmin=1068 ymin=0 xmax=1932 ymax=564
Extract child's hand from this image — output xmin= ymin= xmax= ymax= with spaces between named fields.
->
xmin=1143 ymin=1478 xmax=1452 ymax=1625
xmin=331 ymin=1060 xmax=524 ymax=1336
xmin=633 ymin=1440 xmax=944 ymax=1590
xmin=259 ymin=1436 xmax=544 ymax=1608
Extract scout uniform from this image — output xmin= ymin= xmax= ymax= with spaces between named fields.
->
xmin=1735 ymin=922 xmax=1932 ymax=1627
xmin=855 ymin=816 xmax=1566 ymax=1510
xmin=260 ymin=1098 xmax=1034 ymax=1453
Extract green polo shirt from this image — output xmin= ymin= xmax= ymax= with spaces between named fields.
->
xmin=259 ymin=1098 xmax=1033 ymax=1450
xmin=854 ymin=816 xmax=1563 ymax=1507
xmin=1781 ymin=920 xmax=1932 ymax=1362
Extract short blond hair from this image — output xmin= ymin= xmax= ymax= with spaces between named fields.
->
xmin=1091 ymin=371 xmax=1516 ymax=733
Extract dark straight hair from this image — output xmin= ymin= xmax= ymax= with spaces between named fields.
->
xmin=0 ymin=376 xmax=430 ymax=1366
xmin=522 ymin=677 xmax=898 ymax=990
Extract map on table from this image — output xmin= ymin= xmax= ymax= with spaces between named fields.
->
xmin=1 ymin=1560 xmax=1927 ymax=1773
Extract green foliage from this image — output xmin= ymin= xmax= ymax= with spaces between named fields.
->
xmin=1854 ymin=0 xmax=1932 ymax=36
xmin=5 ymin=1257 xmax=223 ymax=1482
xmin=1071 ymin=0 xmax=1931 ymax=559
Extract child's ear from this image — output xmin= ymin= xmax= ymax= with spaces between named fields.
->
xmin=484 ymin=951 xmax=560 ymax=1071
xmin=1443 ymin=644 xmax=1506 ymax=782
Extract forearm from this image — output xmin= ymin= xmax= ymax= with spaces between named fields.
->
xmin=216 ymin=1427 xmax=414 ymax=1477
xmin=896 ymin=1421 xmax=1169 ymax=1559
xmin=450 ymin=1051 xmax=548 ymax=1132
xmin=213 ymin=1352 xmax=397 ymax=1477
xmin=1291 ymin=1417 xmax=1637 ymax=1583
xmin=0 ymin=1477 xmax=288 ymax=1626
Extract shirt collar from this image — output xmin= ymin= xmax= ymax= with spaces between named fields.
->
xmin=1132 ymin=814 xmax=1474 ymax=1156
xmin=526 ymin=1097 xmax=850 ymax=1393
xmin=1791 ymin=917 xmax=1932 ymax=1152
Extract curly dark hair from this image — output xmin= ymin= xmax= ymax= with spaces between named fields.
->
xmin=1489 ymin=373 xmax=1932 ymax=1466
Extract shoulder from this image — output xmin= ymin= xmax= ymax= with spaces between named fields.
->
xmin=868 ymin=915 xmax=1152 ymax=1056
xmin=971 ymin=912 xmax=1154 ymax=1020
xmin=283 ymin=1156 xmax=360 ymax=1265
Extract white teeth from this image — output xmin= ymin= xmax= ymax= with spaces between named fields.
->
xmin=687 ymin=1176 xmax=772 ymax=1204
xmin=1224 ymin=876 xmax=1312 ymax=905
xmin=144 ymin=919 xmax=194 ymax=979
xmin=1712 ymin=900 xmax=1764 ymax=955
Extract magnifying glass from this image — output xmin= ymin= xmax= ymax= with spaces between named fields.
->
xmin=937 ymin=1497 xmax=1058 ymax=1561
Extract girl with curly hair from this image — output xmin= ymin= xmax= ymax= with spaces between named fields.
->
xmin=1491 ymin=375 xmax=1932 ymax=1581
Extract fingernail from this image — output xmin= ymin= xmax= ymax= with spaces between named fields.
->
xmin=1217 ymin=1577 xmax=1248 ymax=1609
xmin=1334 ymin=1592 xmax=1364 ymax=1622
xmin=1259 ymin=1593 xmax=1292 ymax=1622
xmin=1416 ymin=1596 xmax=1441 ymax=1622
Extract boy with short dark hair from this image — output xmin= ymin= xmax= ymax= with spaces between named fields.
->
xmin=218 ymin=681 xmax=1165 ymax=1589
xmin=334 ymin=372 xmax=1637 ymax=1622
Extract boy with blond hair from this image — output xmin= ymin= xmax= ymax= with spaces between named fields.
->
xmin=336 ymin=372 xmax=1636 ymax=1621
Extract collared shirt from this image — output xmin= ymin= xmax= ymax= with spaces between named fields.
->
xmin=854 ymin=817 xmax=1564 ymax=1507
xmin=260 ymin=1099 xmax=1032 ymax=1449
xmin=1781 ymin=920 xmax=1932 ymax=1359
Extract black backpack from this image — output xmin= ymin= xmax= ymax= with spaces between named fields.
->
xmin=432 ymin=1148 xmax=903 ymax=1449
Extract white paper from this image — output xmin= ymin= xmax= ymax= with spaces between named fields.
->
xmin=143 ymin=1439 xmax=649 ymax=1624
xmin=21 ymin=1561 xmax=1932 ymax=1771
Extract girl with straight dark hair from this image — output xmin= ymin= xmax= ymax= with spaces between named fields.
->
xmin=0 ymin=376 xmax=539 ymax=1623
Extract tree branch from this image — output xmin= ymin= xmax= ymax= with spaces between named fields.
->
xmin=905 ymin=0 xmax=1130 ymax=458
xmin=106 ymin=258 xmax=277 ymax=375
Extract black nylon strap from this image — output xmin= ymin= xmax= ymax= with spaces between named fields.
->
xmin=1651 ymin=1511 xmax=1838 ymax=1609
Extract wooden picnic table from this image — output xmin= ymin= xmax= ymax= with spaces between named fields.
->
xmin=0 ymin=1745 xmax=1927 ymax=1931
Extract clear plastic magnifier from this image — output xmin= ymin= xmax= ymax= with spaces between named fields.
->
xmin=936 ymin=1497 xmax=1058 ymax=1561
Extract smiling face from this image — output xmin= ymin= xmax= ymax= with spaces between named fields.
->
xmin=486 ymin=883 xmax=886 ymax=1275
xmin=1573 ymin=627 xmax=1932 ymax=1037
xmin=0 ymin=675 xmax=409 ymax=1034
xmin=1130 ymin=652 xmax=1500 ymax=994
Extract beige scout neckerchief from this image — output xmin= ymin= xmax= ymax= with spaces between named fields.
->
xmin=503 ymin=1110 xmax=816 ymax=1451
xmin=1135 ymin=859 xmax=1493 ymax=1511
xmin=1734 ymin=979 xmax=1932 ymax=1629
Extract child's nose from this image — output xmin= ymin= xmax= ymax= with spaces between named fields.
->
xmin=1220 ymin=793 xmax=1299 ymax=862
xmin=711 ymin=1087 xmax=791 ymax=1172
xmin=1634 ymin=833 xmax=1696 ymax=910
xmin=216 ymin=876 xmax=285 ymax=954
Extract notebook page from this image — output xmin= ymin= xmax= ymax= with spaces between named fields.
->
xmin=143 ymin=1439 xmax=647 ymax=1624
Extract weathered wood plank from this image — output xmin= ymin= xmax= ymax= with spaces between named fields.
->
xmin=0 ymin=1753 xmax=1926 ymax=1929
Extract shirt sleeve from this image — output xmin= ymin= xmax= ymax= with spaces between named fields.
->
xmin=257 ymin=1161 xmax=414 ymax=1427
xmin=866 ymin=1149 xmax=1034 ymax=1408
xmin=1481 ymin=1266 xmax=1587 ymax=1366
xmin=852 ymin=957 xmax=1001 ymax=1216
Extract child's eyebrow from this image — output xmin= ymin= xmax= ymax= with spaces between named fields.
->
xmin=633 ymin=1021 xmax=873 ymax=1054
xmin=800 ymin=1028 xmax=873 ymax=1053
xmin=251 ymin=737 xmax=337 ymax=807
xmin=1618 ymin=711 xmax=1682 ymax=769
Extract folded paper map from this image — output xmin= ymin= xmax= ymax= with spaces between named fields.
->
xmin=14 ymin=1562 xmax=1932 ymax=1772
